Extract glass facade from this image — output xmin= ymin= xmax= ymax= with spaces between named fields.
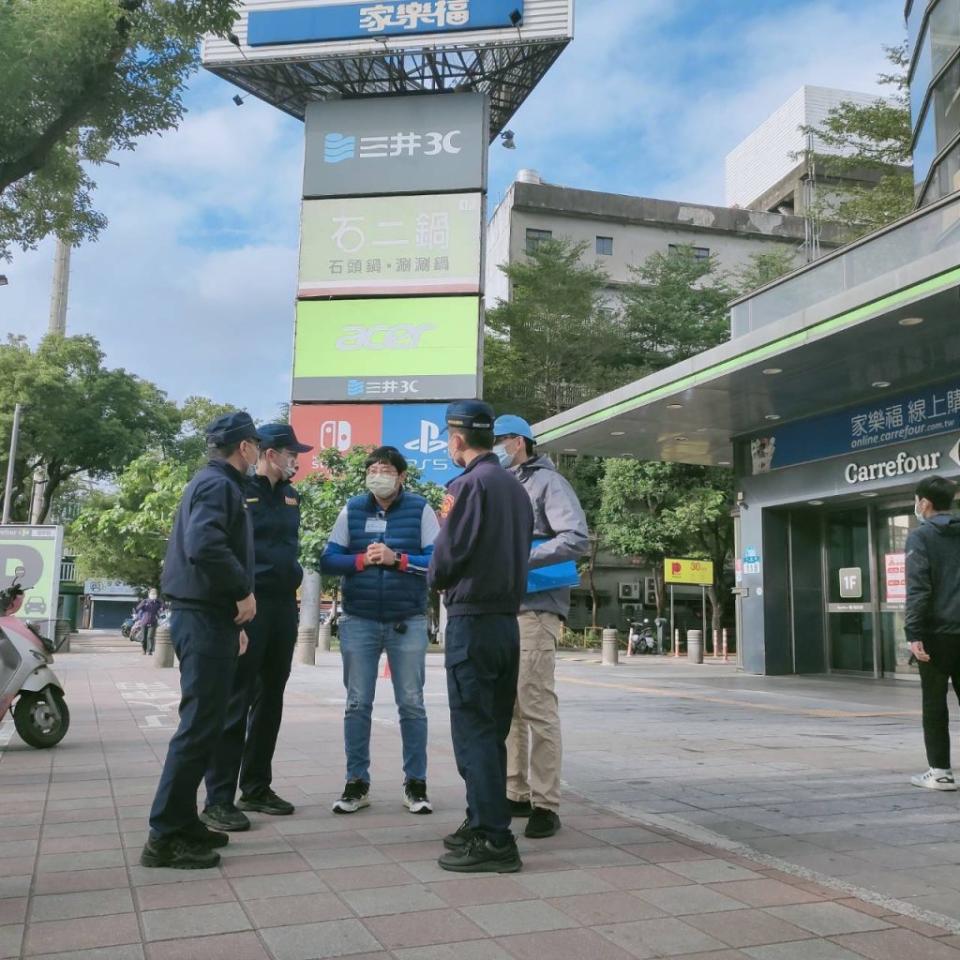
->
xmin=909 ymin=0 xmax=960 ymax=204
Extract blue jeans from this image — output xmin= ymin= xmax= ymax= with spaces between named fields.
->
xmin=339 ymin=614 xmax=428 ymax=783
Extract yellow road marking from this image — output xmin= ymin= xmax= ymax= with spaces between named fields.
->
xmin=557 ymin=676 xmax=921 ymax=719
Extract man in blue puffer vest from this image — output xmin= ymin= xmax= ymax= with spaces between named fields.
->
xmin=321 ymin=446 xmax=440 ymax=815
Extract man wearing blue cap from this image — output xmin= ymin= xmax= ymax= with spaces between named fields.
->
xmin=202 ymin=423 xmax=312 ymax=832
xmin=141 ymin=412 xmax=260 ymax=869
xmin=493 ymin=414 xmax=589 ymax=840
xmin=429 ymin=400 xmax=534 ymax=873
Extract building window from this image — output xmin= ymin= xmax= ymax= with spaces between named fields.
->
xmin=525 ymin=228 xmax=552 ymax=254
xmin=669 ymin=243 xmax=711 ymax=261
xmin=596 ymin=236 xmax=614 ymax=256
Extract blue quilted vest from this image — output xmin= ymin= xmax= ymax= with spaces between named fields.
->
xmin=341 ymin=490 xmax=429 ymax=623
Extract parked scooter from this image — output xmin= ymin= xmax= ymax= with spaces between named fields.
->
xmin=628 ymin=619 xmax=658 ymax=655
xmin=0 ymin=569 xmax=70 ymax=748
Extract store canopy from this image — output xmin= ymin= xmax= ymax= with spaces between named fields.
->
xmin=534 ymin=194 xmax=960 ymax=464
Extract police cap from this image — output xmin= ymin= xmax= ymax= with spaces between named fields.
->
xmin=205 ymin=411 xmax=261 ymax=446
xmin=445 ymin=399 xmax=495 ymax=431
xmin=258 ymin=423 xmax=313 ymax=453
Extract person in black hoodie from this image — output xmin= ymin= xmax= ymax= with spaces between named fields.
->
xmin=428 ymin=400 xmax=534 ymax=873
xmin=141 ymin=412 xmax=260 ymax=870
xmin=202 ymin=423 xmax=313 ymax=831
xmin=906 ymin=474 xmax=960 ymax=791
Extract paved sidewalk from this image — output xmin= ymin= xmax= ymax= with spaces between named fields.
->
xmin=1 ymin=642 xmax=960 ymax=959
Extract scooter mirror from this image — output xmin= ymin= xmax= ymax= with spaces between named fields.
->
xmin=13 ymin=565 xmax=25 ymax=580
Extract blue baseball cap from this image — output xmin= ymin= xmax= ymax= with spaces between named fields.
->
xmin=205 ymin=412 xmax=261 ymax=446
xmin=445 ymin=399 xmax=495 ymax=431
xmin=258 ymin=423 xmax=312 ymax=453
xmin=493 ymin=415 xmax=535 ymax=442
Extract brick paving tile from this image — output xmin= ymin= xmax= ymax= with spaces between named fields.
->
xmin=29 ymin=887 xmax=135 ymax=922
xmin=363 ymin=907 xmax=489 ymax=949
xmin=548 ymin=891 xmax=666 ymax=925
xmin=41 ymin=818 xmax=119 ymax=839
xmin=126 ymin=864 xmax=223 ymax=887
xmin=515 ymin=867 xmax=615 ymax=898
xmin=27 ymin=946 xmax=144 ymax=960
xmin=36 ymin=849 xmax=126 ymax=872
xmin=339 ymin=883 xmax=446 ymax=917
xmin=39 ymin=832 xmax=123 ymax=854
xmin=634 ymin=884 xmax=747 ymax=916
xmin=245 ymin=892 xmax=353 ymax=928
xmin=460 ymin=900 xmax=580 ymax=937
xmin=0 ymin=876 xmax=31 ymax=899
xmin=595 ymin=917 xmax=729 ymax=957
xmin=623 ymin=841 xmax=714 ymax=863
xmin=229 ymin=871 xmax=330 ymax=900
xmin=24 ymin=913 xmax=141 ymax=955
xmin=0 ymin=837 xmax=39 ymax=858
xmin=301 ymin=846 xmax=391 ymax=870
xmin=830 ymin=928 xmax=960 ymax=959
xmin=766 ymin=902 xmax=894 ymax=936
xmin=741 ymin=941 xmax=872 ymax=960
xmin=661 ymin=952 xmax=749 ymax=960
xmin=221 ymin=852 xmax=313 ymax=877
xmin=0 ymin=855 xmax=37 ymax=875
xmin=392 ymin=942 xmax=513 ymax=960
xmin=588 ymin=864 xmax=692 ymax=889
xmin=376 ymin=839 xmax=452 ymax=861
xmin=258 ymin=918 xmax=384 ymax=960
xmin=554 ymin=846 xmax=645 ymax=868
xmin=140 ymin=902 xmax=251 ymax=942
xmin=322 ymin=862 xmax=420 ymax=891
xmin=498 ymin=926 xmax=638 ymax=960
xmin=889 ymin=913 xmax=954 ymax=936
xmin=429 ymin=876 xmax=534 ymax=907
xmin=0 ymin=925 xmax=23 ymax=960
xmin=684 ymin=908 xmax=817 ymax=948
xmin=135 ymin=878 xmax=238 ymax=910
xmin=664 ymin=860 xmax=765 ymax=884
xmin=144 ymin=931 xmax=271 ymax=960
xmin=0 ymin=899 xmax=26 ymax=925
xmin=709 ymin=879 xmax=825 ymax=908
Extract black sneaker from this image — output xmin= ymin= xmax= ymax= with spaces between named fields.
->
xmin=438 ymin=833 xmax=522 ymax=873
xmin=200 ymin=802 xmax=251 ymax=832
xmin=508 ymin=798 xmax=534 ymax=817
xmin=140 ymin=834 xmax=221 ymax=869
xmin=525 ymin=807 xmax=561 ymax=839
xmin=238 ymin=788 xmax=296 ymax=816
xmin=332 ymin=779 xmax=370 ymax=814
xmin=403 ymin=779 xmax=433 ymax=815
xmin=443 ymin=817 xmax=475 ymax=851
xmin=182 ymin=821 xmax=230 ymax=849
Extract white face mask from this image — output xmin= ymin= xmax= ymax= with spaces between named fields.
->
xmin=148 ymin=590 xmax=157 ymax=600
xmin=493 ymin=443 xmax=513 ymax=469
xmin=915 ymin=500 xmax=925 ymax=522
xmin=367 ymin=474 xmax=398 ymax=499
xmin=275 ymin=452 xmax=298 ymax=482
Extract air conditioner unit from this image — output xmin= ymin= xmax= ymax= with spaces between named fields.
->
xmin=644 ymin=577 xmax=657 ymax=606
xmin=618 ymin=581 xmax=641 ymax=600
xmin=622 ymin=603 xmax=641 ymax=618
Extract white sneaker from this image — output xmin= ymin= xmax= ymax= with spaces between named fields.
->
xmin=403 ymin=779 xmax=433 ymax=814
xmin=332 ymin=779 xmax=371 ymax=813
xmin=910 ymin=768 xmax=958 ymax=791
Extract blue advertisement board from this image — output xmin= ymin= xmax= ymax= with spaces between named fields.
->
xmin=248 ymin=0 xmax=523 ymax=47
xmin=748 ymin=378 xmax=960 ymax=474
xmin=382 ymin=403 xmax=463 ymax=488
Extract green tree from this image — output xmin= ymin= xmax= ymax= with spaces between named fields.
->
xmin=483 ymin=238 xmax=625 ymax=424
xmin=168 ymin=395 xmax=239 ymax=463
xmin=733 ymin=248 xmax=798 ymax=296
xmin=0 ymin=0 xmax=239 ymax=259
xmin=802 ymin=44 xmax=913 ymax=238
xmin=620 ymin=245 xmax=735 ymax=373
xmin=0 ymin=333 xmax=181 ymax=522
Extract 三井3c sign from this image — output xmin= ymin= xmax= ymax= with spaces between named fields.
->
xmin=664 ymin=558 xmax=714 ymax=586
xmin=293 ymin=297 xmax=479 ymax=402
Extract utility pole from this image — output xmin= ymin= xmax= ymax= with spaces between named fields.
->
xmin=49 ymin=237 xmax=71 ymax=335
xmin=2 ymin=403 xmax=22 ymax=525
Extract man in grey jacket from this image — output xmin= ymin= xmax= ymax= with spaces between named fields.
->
xmin=493 ymin=415 xmax=589 ymax=838
xmin=906 ymin=475 xmax=960 ymax=791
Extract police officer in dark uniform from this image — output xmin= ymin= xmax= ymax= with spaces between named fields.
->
xmin=428 ymin=400 xmax=534 ymax=873
xmin=140 ymin=412 xmax=260 ymax=870
xmin=202 ymin=423 xmax=312 ymax=830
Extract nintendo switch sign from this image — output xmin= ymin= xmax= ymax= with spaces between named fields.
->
xmin=289 ymin=402 xmax=462 ymax=487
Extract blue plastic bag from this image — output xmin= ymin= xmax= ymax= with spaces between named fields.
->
xmin=526 ymin=538 xmax=581 ymax=594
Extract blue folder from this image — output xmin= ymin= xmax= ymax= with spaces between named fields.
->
xmin=526 ymin=538 xmax=581 ymax=594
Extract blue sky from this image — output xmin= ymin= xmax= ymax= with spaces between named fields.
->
xmin=0 ymin=0 xmax=905 ymax=423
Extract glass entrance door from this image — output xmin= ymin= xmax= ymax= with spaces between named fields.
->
xmin=876 ymin=505 xmax=919 ymax=677
xmin=826 ymin=509 xmax=875 ymax=673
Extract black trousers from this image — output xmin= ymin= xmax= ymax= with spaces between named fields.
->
xmin=141 ymin=624 xmax=157 ymax=655
xmin=205 ymin=594 xmax=298 ymax=806
xmin=445 ymin=613 xmax=519 ymax=845
xmin=919 ymin=636 xmax=960 ymax=770
xmin=148 ymin=609 xmax=238 ymax=838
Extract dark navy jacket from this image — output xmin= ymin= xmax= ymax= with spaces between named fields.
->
xmin=905 ymin=513 xmax=960 ymax=643
xmin=245 ymin=474 xmax=303 ymax=598
xmin=161 ymin=459 xmax=254 ymax=615
xmin=320 ymin=489 xmax=437 ymax=623
xmin=428 ymin=453 xmax=534 ymax=617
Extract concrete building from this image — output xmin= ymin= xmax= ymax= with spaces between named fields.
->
xmin=485 ymin=172 xmax=844 ymax=307
xmin=531 ymin=7 xmax=960 ymax=681
xmin=725 ymin=85 xmax=888 ymax=215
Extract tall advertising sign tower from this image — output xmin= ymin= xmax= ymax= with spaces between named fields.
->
xmin=203 ymin=0 xmax=573 ymax=485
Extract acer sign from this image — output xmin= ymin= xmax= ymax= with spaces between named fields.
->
xmin=293 ymin=297 xmax=479 ymax=402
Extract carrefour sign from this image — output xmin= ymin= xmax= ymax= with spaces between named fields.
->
xmin=248 ymin=1 xmax=523 ymax=47
xmin=293 ymin=297 xmax=479 ymax=402
xmin=303 ymin=94 xmax=486 ymax=198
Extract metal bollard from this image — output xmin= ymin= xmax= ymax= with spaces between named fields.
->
xmin=294 ymin=637 xmax=317 ymax=665
xmin=713 ymin=628 xmax=719 ymax=658
xmin=722 ymin=627 xmax=729 ymax=662
xmin=674 ymin=628 xmax=680 ymax=658
xmin=317 ymin=622 xmax=332 ymax=653
xmin=153 ymin=620 xmax=175 ymax=668
xmin=686 ymin=629 xmax=703 ymax=664
xmin=601 ymin=627 xmax=619 ymax=666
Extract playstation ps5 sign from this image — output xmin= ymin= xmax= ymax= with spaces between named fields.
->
xmin=249 ymin=0 xmax=524 ymax=47
xmin=304 ymin=93 xmax=487 ymax=198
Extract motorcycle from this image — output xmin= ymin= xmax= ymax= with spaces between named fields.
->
xmin=0 ymin=569 xmax=70 ymax=748
xmin=628 ymin=619 xmax=658 ymax=655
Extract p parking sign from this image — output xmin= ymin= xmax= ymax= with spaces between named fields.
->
xmin=0 ymin=525 xmax=64 ymax=635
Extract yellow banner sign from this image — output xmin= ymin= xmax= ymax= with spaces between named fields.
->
xmin=664 ymin=558 xmax=714 ymax=585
